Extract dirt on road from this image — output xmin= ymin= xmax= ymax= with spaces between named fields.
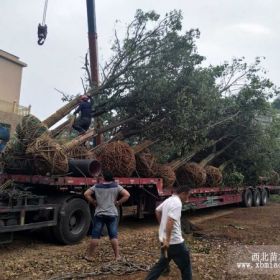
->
xmin=1 ymin=201 xmax=280 ymax=280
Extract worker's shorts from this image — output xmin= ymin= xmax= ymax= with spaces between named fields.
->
xmin=91 ymin=215 xmax=118 ymax=239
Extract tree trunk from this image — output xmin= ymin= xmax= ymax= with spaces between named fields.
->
xmin=43 ymin=96 xmax=80 ymax=128
xmin=63 ymin=117 xmax=135 ymax=153
xmin=218 ymin=160 xmax=233 ymax=171
xmin=50 ymin=117 xmax=75 ymax=137
xmin=199 ymin=138 xmax=237 ymax=167
xmin=132 ymin=140 xmax=158 ymax=154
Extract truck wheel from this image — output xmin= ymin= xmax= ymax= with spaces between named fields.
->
xmin=260 ymin=189 xmax=268 ymax=206
xmin=242 ymin=189 xmax=253 ymax=207
xmin=252 ymin=189 xmax=261 ymax=207
xmin=52 ymin=198 xmax=91 ymax=245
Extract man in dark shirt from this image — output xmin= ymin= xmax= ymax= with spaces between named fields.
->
xmin=72 ymin=95 xmax=93 ymax=134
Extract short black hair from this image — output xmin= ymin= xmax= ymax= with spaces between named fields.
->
xmin=174 ymin=185 xmax=191 ymax=194
xmin=103 ymin=170 xmax=114 ymax=181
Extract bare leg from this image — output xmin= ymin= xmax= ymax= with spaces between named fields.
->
xmin=110 ymin=238 xmax=120 ymax=260
xmin=85 ymin=239 xmax=99 ymax=259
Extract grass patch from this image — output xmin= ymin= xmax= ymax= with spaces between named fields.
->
xmin=270 ymin=195 xmax=280 ymax=203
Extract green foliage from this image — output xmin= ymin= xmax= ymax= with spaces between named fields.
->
xmin=223 ymin=171 xmax=244 ymax=187
xmin=79 ymin=9 xmax=280 ymax=183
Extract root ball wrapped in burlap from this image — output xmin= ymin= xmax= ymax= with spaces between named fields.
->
xmin=136 ymin=150 xmax=157 ymax=177
xmin=1 ymin=137 xmax=32 ymax=173
xmin=205 ymin=165 xmax=223 ymax=187
xmin=98 ymin=141 xmax=136 ymax=177
xmin=16 ymin=115 xmax=48 ymax=143
xmin=176 ymin=162 xmax=206 ymax=188
xmin=155 ymin=164 xmax=176 ymax=189
xmin=2 ymin=137 xmax=26 ymax=157
xmin=26 ymin=135 xmax=68 ymax=175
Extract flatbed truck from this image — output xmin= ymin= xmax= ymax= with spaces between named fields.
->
xmin=0 ymin=173 xmax=279 ymax=244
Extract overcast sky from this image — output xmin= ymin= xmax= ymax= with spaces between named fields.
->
xmin=1 ymin=0 xmax=279 ymax=120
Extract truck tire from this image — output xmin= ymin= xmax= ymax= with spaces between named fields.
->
xmin=242 ymin=189 xmax=253 ymax=207
xmin=260 ymin=189 xmax=268 ymax=206
xmin=252 ymin=189 xmax=261 ymax=207
xmin=52 ymin=198 xmax=91 ymax=245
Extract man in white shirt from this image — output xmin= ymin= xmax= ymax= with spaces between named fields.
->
xmin=145 ymin=186 xmax=192 ymax=280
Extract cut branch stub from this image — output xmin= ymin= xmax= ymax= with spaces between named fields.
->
xmin=98 ymin=141 xmax=136 ymax=177
xmin=176 ymin=162 xmax=206 ymax=188
xmin=205 ymin=165 xmax=223 ymax=187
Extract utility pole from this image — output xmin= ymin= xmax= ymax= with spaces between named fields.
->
xmin=86 ymin=0 xmax=102 ymax=145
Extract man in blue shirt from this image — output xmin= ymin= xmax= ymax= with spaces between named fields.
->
xmin=72 ymin=95 xmax=93 ymax=135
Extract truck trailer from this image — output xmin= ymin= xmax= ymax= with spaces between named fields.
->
xmin=1 ymin=172 xmax=279 ymax=245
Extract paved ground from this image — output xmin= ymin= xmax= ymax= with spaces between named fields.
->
xmin=1 ymin=201 xmax=280 ymax=280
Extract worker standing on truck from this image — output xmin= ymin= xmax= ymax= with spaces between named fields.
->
xmin=145 ymin=186 xmax=192 ymax=280
xmin=84 ymin=171 xmax=130 ymax=261
xmin=72 ymin=95 xmax=93 ymax=135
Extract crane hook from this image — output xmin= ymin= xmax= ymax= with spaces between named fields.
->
xmin=37 ymin=23 xmax=48 ymax=46
xmin=37 ymin=0 xmax=49 ymax=46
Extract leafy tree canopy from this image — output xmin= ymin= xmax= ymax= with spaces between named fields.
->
xmin=66 ymin=9 xmax=280 ymax=184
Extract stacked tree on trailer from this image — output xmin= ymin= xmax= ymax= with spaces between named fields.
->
xmin=2 ymin=10 xmax=280 ymax=186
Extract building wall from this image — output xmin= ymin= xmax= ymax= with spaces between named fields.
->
xmin=0 ymin=50 xmax=26 ymax=104
xmin=0 ymin=56 xmax=21 ymax=103
xmin=0 ymin=50 xmax=28 ymax=136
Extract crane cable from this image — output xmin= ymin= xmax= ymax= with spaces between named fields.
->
xmin=37 ymin=0 xmax=49 ymax=45
xmin=42 ymin=0 xmax=48 ymax=25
